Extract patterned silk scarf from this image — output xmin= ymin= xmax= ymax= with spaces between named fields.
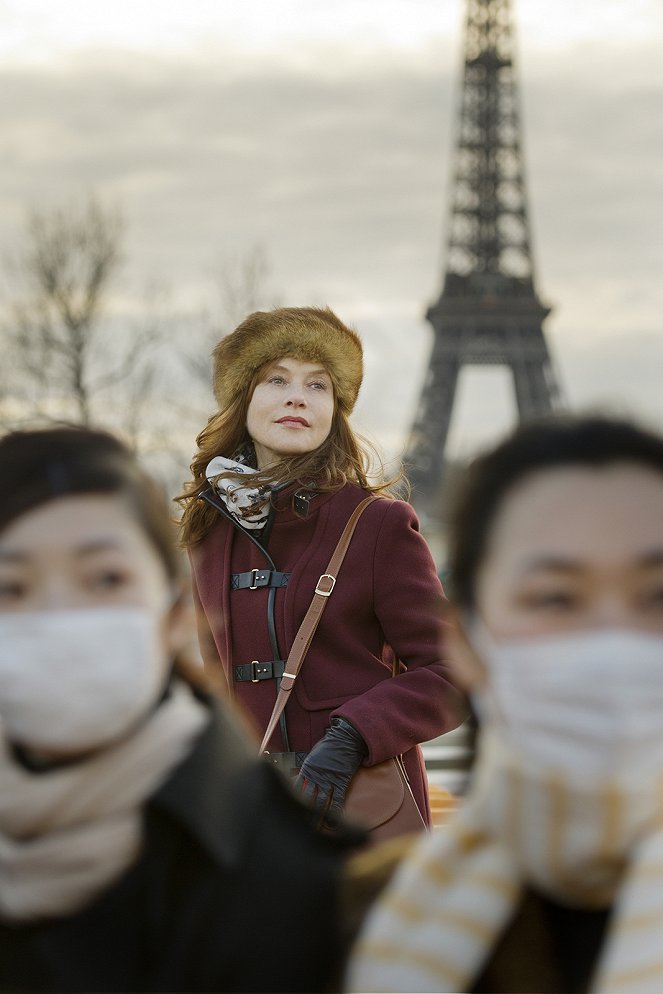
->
xmin=206 ymin=455 xmax=272 ymax=530
xmin=348 ymin=728 xmax=663 ymax=994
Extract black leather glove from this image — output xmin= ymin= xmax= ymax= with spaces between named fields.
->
xmin=296 ymin=716 xmax=368 ymax=820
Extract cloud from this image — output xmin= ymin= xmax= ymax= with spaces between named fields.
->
xmin=1 ymin=38 xmax=662 ymax=445
xmin=0 ymin=49 xmax=456 ymax=301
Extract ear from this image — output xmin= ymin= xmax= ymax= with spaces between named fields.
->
xmin=445 ymin=605 xmax=489 ymax=693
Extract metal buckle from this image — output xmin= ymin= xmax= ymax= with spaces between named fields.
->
xmin=249 ymin=568 xmax=261 ymax=590
xmin=250 ymin=659 xmax=261 ymax=682
xmin=315 ymin=573 xmax=336 ymax=597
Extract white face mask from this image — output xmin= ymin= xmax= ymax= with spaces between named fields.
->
xmin=0 ymin=607 xmax=168 ymax=754
xmin=470 ymin=623 xmax=663 ymax=786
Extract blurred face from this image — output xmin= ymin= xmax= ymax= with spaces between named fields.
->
xmin=0 ymin=495 xmax=188 ymax=759
xmin=451 ymin=463 xmax=663 ymax=690
xmin=246 ymin=357 xmax=335 ymax=469
xmin=0 ymin=495 xmax=173 ymax=618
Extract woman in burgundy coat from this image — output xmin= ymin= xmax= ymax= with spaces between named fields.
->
xmin=178 ymin=306 xmax=462 ymax=828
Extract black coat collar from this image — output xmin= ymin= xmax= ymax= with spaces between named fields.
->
xmin=149 ymin=697 xmax=268 ymax=868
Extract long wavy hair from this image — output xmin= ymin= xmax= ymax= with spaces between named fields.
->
xmin=176 ymin=360 xmax=404 ymax=547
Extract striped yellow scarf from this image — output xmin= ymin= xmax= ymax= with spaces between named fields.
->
xmin=347 ymin=731 xmax=663 ymax=993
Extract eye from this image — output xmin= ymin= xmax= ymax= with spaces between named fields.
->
xmin=267 ymin=375 xmax=286 ymax=385
xmin=517 ymin=588 xmax=579 ymax=611
xmin=0 ymin=579 xmax=26 ymax=602
xmin=87 ymin=568 xmax=132 ymax=592
xmin=309 ymin=380 xmax=328 ymax=391
xmin=640 ymin=585 xmax=663 ymax=611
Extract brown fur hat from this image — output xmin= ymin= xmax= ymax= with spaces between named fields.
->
xmin=212 ymin=306 xmax=363 ymax=414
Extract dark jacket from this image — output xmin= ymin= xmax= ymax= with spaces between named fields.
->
xmin=0 ymin=699 xmax=360 ymax=993
xmin=189 ymin=483 xmax=463 ymax=821
xmin=473 ymin=887 xmax=611 ymax=994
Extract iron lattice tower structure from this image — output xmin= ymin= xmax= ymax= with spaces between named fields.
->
xmin=406 ymin=0 xmax=560 ymax=514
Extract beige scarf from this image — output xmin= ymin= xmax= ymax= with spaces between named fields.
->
xmin=0 ymin=681 xmax=208 ymax=922
xmin=348 ymin=729 xmax=663 ymax=994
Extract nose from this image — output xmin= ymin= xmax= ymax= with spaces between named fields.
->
xmin=589 ymin=594 xmax=636 ymax=629
xmin=35 ymin=577 xmax=85 ymax=612
xmin=284 ymin=383 xmax=307 ymax=407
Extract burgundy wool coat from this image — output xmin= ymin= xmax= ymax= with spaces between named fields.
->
xmin=189 ymin=482 xmax=463 ymax=822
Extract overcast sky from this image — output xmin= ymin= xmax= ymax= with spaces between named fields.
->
xmin=2 ymin=0 xmax=662 ymax=459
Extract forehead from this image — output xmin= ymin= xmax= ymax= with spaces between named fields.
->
xmin=484 ymin=463 xmax=663 ymax=571
xmin=0 ymin=494 xmax=151 ymax=555
xmin=264 ymin=357 xmax=330 ymax=377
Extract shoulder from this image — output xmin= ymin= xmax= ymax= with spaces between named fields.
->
xmin=323 ymin=489 xmax=423 ymax=562
xmin=328 ymin=484 xmax=418 ymax=528
xmin=363 ymin=495 xmax=421 ymax=541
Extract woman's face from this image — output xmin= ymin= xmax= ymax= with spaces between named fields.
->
xmin=452 ymin=463 xmax=663 ymax=690
xmin=246 ymin=357 xmax=335 ymax=469
xmin=0 ymin=494 xmax=185 ymax=659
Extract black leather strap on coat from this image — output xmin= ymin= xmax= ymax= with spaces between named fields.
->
xmin=231 ymin=569 xmax=290 ymax=591
xmin=199 ymin=490 xmax=283 ymax=660
xmin=234 ymin=659 xmax=286 ymax=683
xmin=199 ymin=485 xmax=291 ymax=751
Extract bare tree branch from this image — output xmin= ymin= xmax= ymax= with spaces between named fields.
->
xmin=4 ymin=194 xmax=170 ymax=445
xmin=8 ymin=195 xmax=124 ymax=424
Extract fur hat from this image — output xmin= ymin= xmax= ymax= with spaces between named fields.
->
xmin=212 ymin=306 xmax=363 ymax=414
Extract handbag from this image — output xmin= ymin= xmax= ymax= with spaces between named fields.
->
xmin=259 ymin=496 xmax=427 ymax=843
xmin=343 ymin=753 xmax=425 ymax=841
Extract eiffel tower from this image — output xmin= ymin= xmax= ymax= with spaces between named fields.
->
xmin=406 ymin=0 xmax=561 ymax=516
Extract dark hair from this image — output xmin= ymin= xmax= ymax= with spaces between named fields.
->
xmin=447 ymin=413 xmax=663 ymax=608
xmin=0 ymin=425 xmax=180 ymax=581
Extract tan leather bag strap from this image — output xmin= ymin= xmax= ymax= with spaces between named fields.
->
xmin=259 ymin=495 xmax=377 ymax=755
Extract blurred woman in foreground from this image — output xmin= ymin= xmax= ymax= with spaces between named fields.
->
xmin=348 ymin=415 xmax=663 ymax=994
xmin=0 ymin=425 xmax=357 ymax=994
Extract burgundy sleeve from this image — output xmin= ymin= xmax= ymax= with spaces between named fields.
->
xmin=335 ymin=500 xmax=465 ymax=764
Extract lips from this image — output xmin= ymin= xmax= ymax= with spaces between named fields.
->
xmin=276 ymin=417 xmax=310 ymax=427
